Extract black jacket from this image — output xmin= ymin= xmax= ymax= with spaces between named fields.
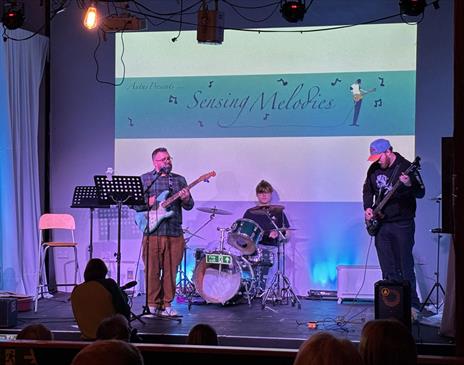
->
xmin=363 ymin=152 xmax=425 ymax=222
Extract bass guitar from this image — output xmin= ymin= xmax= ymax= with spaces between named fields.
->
xmin=135 ymin=171 xmax=216 ymax=234
xmin=365 ymin=157 xmax=421 ymax=236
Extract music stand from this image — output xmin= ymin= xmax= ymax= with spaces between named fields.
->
xmin=71 ymin=186 xmax=110 ymax=259
xmin=94 ymin=175 xmax=144 ymax=286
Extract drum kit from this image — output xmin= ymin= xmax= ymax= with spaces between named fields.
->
xmin=178 ymin=205 xmax=301 ymax=309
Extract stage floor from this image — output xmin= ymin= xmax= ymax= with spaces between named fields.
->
xmin=2 ymin=292 xmax=454 ymax=355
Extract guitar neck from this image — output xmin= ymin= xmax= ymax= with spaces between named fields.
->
xmin=160 ymin=176 xmax=203 ymax=208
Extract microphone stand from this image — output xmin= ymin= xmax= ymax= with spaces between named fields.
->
xmin=141 ymin=172 xmax=160 ymax=316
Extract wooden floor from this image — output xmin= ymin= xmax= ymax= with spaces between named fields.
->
xmin=1 ymin=292 xmax=455 ymax=355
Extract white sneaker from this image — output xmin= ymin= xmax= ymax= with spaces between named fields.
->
xmin=160 ymin=307 xmax=179 ymax=317
xmin=148 ymin=306 xmax=157 ymax=314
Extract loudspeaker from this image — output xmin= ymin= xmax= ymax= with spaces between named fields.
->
xmin=0 ymin=298 xmax=17 ymax=328
xmin=375 ymin=280 xmax=411 ymax=329
xmin=441 ymin=137 xmax=454 ymax=234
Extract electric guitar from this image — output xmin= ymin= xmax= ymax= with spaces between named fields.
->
xmin=135 ymin=171 xmax=216 ymax=234
xmin=353 ymin=88 xmax=376 ymax=102
xmin=365 ymin=157 xmax=421 ymax=236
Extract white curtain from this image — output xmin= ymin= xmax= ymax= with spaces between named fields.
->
xmin=0 ymin=26 xmax=48 ymax=296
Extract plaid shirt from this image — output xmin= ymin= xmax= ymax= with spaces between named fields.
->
xmin=137 ymin=170 xmax=194 ymax=236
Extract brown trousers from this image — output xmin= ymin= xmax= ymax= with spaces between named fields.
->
xmin=142 ymin=235 xmax=185 ymax=308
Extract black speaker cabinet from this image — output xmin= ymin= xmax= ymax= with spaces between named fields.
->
xmin=0 ymin=298 xmax=17 ymax=328
xmin=374 ymin=280 xmax=411 ymax=329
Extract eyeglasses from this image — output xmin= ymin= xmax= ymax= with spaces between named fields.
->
xmin=155 ymin=156 xmax=173 ymax=162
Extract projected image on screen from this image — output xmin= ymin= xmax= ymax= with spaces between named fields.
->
xmin=114 ymin=24 xmax=417 ymax=293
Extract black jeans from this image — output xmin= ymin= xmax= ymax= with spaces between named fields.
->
xmin=375 ymin=219 xmax=420 ymax=308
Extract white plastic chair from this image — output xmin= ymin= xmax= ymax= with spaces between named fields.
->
xmin=35 ymin=213 xmax=80 ymax=312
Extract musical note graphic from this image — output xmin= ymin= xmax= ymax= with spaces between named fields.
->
xmin=128 ymin=117 xmax=134 ymax=127
xmin=374 ymin=99 xmax=383 ymax=107
xmin=208 ymin=81 xmax=214 ymax=88
xmin=169 ymin=95 xmax=178 ymax=104
xmin=197 ymin=120 xmax=204 ymax=127
xmin=263 ymin=113 xmax=270 ymax=120
xmin=378 ymin=77 xmax=385 ymax=87
xmin=277 ymin=78 xmax=288 ymax=86
xmin=331 ymin=78 xmax=342 ymax=86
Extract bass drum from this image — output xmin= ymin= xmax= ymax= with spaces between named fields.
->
xmin=193 ymin=250 xmax=255 ymax=304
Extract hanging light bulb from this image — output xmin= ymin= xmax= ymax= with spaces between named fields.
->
xmin=83 ymin=3 xmax=98 ymax=30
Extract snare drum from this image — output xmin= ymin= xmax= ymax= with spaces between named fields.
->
xmin=193 ymin=250 xmax=255 ymax=304
xmin=227 ymin=218 xmax=263 ymax=255
xmin=244 ymin=246 xmax=274 ymax=267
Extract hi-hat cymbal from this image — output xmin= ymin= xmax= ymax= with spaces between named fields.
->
xmin=197 ymin=206 xmax=233 ymax=215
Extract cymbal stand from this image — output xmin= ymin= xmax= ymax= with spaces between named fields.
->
xmin=217 ymin=226 xmax=229 ymax=251
xmin=261 ymin=212 xmax=301 ymax=310
xmin=176 ymin=212 xmax=217 ymax=297
xmin=420 ymin=197 xmax=446 ymax=314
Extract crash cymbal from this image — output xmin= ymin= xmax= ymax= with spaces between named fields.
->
xmin=197 ymin=206 xmax=233 ymax=215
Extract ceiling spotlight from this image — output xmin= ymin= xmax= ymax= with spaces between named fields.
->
xmin=2 ymin=1 xmax=25 ymax=30
xmin=281 ymin=0 xmax=306 ymax=23
xmin=399 ymin=0 xmax=426 ymax=16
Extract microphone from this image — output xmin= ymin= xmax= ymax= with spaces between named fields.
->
xmin=120 ymin=280 xmax=137 ymax=290
xmin=105 ymin=167 xmax=113 ymax=181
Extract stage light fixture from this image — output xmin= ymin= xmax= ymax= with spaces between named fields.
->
xmin=2 ymin=1 xmax=25 ymax=30
xmin=281 ymin=0 xmax=306 ymax=23
xmin=399 ymin=0 xmax=426 ymax=16
xmin=197 ymin=0 xmax=224 ymax=44
xmin=83 ymin=3 xmax=98 ymax=30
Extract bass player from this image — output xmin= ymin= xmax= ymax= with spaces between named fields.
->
xmin=363 ymin=138 xmax=425 ymax=319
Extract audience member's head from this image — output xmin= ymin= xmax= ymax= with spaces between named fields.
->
xmin=84 ymin=258 xmax=108 ymax=282
xmin=293 ymin=332 xmax=362 ymax=365
xmin=71 ymin=340 xmax=143 ymax=365
xmin=17 ymin=323 xmax=53 ymax=340
xmin=96 ymin=314 xmax=131 ymax=342
xmin=186 ymin=323 xmax=218 ymax=346
xmin=360 ymin=319 xmax=417 ymax=365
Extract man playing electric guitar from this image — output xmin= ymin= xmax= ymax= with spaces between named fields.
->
xmin=362 ymin=138 xmax=425 ymax=319
xmin=350 ymin=78 xmax=375 ymax=127
xmin=137 ymin=147 xmax=194 ymax=317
